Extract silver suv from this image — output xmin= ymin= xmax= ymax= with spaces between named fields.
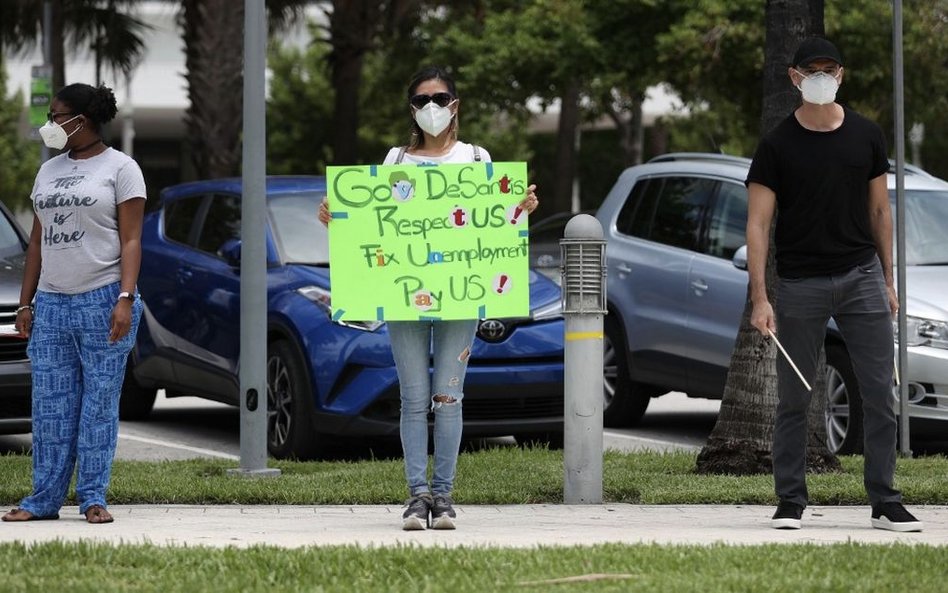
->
xmin=596 ymin=153 xmax=948 ymax=454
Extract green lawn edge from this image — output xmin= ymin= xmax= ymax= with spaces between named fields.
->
xmin=2 ymin=448 xmax=947 ymax=506
xmin=2 ymin=541 xmax=948 ymax=593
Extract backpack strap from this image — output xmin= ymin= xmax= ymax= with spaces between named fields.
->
xmin=472 ymin=144 xmax=482 ymax=162
xmin=395 ymin=146 xmax=408 ymax=164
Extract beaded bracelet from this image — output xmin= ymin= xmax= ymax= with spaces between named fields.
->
xmin=15 ymin=305 xmax=32 ymax=314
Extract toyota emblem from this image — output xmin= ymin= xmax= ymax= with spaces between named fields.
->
xmin=477 ymin=319 xmax=507 ymax=342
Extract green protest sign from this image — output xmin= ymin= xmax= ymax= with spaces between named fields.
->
xmin=327 ymin=162 xmax=530 ymax=321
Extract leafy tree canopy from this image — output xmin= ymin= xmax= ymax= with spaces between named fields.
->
xmin=0 ymin=63 xmax=40 ymax=214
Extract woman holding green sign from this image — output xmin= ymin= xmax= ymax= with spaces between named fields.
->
xmin=319 ymin=66 xmax=539 ymax=530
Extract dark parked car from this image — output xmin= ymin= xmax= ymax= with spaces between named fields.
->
xmin=596 ymin=153 xmax=948 ymax=454
xmin=0 ymin=201 xmax=32 ymax=435
xmin=528 ymin=211 xmax=593 ymax=284
xmin=121 ymin=176 xmax=565 ymax=458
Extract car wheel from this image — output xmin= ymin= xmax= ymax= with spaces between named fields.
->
xmin=514 ymin=431 xmax=564 ymax=449
xmin=267 ymin=339 xmax=321 ymax=460
xmin=118 ymin=364 xmax=157 ymax=421
xmin=825 ymin=344 xmax=864 ymax=455
xmin=603 ymin=318 xmax=650 ymax=427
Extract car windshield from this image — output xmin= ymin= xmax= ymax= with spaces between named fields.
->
xmin=268 ymin=192 xmax=330 ymax=265
xmin=896 ymin=189 xmax=948 ymax=266
xmin=0 ymin=210 xmax=23 ymax=257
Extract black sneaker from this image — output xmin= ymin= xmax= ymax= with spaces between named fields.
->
xmin=430 ymin=493 xmax=457 ymax=530
xmin=402 ymin=493 xmax=432 ymax=531
xmin=871 ymin=502 xmax=923 ymax=532
xmin=771 ymin=500 xmax=804 ymax=529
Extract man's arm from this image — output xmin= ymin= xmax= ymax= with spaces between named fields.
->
xmin=867 ymin=173 xmax=898 ymax=316
xmin=747 ymin=182 xmax=777 ymax=335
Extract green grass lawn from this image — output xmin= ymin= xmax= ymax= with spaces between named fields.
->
xmin=2 ymin=450 xmax=946 ymax=592
xmin=2 ymin=448 xmax=947 ymax=506
xmin=2 ymin=541 xmax=946 ymax=593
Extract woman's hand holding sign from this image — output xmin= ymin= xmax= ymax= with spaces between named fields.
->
xmin=519 ymin=184 xmax=539 ymax=215
xmin=318 ymin=198 xmax=331 ymax=226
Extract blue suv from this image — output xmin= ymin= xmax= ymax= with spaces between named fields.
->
xmin=121 ymin=176 xmax=565 ymax=458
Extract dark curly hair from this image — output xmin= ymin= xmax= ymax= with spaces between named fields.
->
xmin=55 ymin=83 xmax=118 ymax=133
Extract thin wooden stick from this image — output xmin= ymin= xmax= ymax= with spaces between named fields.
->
xmin=767 ymin=329 xmax=812 ymax=391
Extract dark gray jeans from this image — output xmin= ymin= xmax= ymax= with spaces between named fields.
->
xmin=773 ymin=255 xmax=901 ymax=507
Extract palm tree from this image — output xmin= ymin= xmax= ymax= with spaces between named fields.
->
xmin=175 ymin=0 xmax=308 ymax=179
xmin=695 ymin=0 xmax=840 ymax=475
xmin=325 ymin=0 xmax=424 ymax=165
xmin=0 ymin=0 xmax=148 ymax=92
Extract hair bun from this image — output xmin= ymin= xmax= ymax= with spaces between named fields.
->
xmin=89 ymin=84 xmax=118 ymax=124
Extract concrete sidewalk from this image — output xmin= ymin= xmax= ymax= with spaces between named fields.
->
xmin=1 ymin=505 xmax=945 ymax=548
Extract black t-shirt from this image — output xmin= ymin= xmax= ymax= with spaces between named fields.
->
xmin=746 ymin=107 xmax=889 ymax=278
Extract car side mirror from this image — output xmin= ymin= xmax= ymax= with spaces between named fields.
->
xmin=732 ymin=245 xmax=748 ymax=270
xmin=218 ymin=238 xmax=241 ymax=267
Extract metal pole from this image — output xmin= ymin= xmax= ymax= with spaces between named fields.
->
xmin=122 ymin=73 xmax=135 ymax=157
xmin=229 ymin=0 xmax=279 ymax=478
xmin=893 ymin=0 xmax=911 ymax=457
xmin=560 ymin=214 xmax=606 ymax=503
xmin=41 ymin=1 xmax=53 ymax=163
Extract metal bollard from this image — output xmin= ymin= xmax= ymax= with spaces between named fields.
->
xmin=559 ymin=214 xmax=607 ymax=503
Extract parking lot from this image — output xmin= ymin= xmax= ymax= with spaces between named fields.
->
xmin=0 ymin=391 xmax=721 ymax=462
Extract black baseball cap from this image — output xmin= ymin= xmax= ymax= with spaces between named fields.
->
xmin=792 ymin=37 xmax=843 ymax=68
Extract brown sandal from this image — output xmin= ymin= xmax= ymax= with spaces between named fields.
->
xmin=2 ymin=508 xmax=59 ymax=522
xmin=84 ymin=505 xmax=114 ymax=524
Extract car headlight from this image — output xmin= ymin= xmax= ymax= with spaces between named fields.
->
xmin=296 ymin=285 xmax=384 ymax=332
xmin=899 ymin=316 xmax=948 ymax=349
xmin=531 ymin=299 xmax=563 ymax=321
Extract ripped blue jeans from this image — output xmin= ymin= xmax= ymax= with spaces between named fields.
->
xmin=387 ymin=319 xmax=477 ymax=496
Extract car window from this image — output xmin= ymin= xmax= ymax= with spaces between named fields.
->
xmin=196 ymin=193 xmax=241 ymax=256
xmin=705 ymin=181 xmax=748 ymax=259
xmin=615 ymin=179 xmax=656 ymax=238
xmin=900 ymin=189 xmax=948 ymax=265
xmin=0 ymin=209 xmax=24 ymax=256
xmin=268 ymin=192 xmax=330 ymax=264
xmin=164 ymin=195 xmax=204 ymax=246
xmin=620 ymin=177 xmax=717 ymax=250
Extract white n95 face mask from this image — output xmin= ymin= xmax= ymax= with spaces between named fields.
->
xmin=38 ymin=115 xmax=81 ymax=150
xmin=796 ymin=71 xmax=840 ymax=105
xmin=414 ymin=102 xmax=455 ymax=137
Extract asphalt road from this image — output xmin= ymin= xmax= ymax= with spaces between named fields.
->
xmin=0 ymin=391 xmax=720 ymax=461
xmin=3 ymin=391 xmax=944 ymax=460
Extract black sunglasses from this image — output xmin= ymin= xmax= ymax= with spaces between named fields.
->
xmin=410 ymin=92 xmax=455 ymax=109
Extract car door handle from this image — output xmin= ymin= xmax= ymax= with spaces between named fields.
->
xmin=177 ymin=267 xmax=193 ymax=283
xmin=616 ymin=264 xmax=632 ymax=274
xmin=691 ymin=279 xmax=709 ymax=292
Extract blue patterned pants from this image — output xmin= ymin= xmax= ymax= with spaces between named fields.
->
xmin=19 ymin=282 xmax=142 ymax=517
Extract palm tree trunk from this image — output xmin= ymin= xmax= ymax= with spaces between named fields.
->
xmin=328 ymin=0 xmax=382 ymax=165
xmin=51 ymin=0 xmax=65 ymax=92
xmin=552 ymin=81 xmax=580 ymax=213
xmin=696 ymin=0 xmax=839 ymax=475
xmin=180 ymin=0 xmax=245 ymax=179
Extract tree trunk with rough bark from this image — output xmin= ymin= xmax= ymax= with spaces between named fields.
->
xmin=180 ymin=0 xmax=245 ymax=179
xmin=328 ymin=0 xmax=382 ymax=165
xmin=604 ymin=93 xmax=645 ymax=168
xmin=696 ymin=0 xmax=839 ymax=476
xmin=51 ymin=0 xmax=65 ymax=92
xmin=552 ymin=81 xmax=580 ymax=213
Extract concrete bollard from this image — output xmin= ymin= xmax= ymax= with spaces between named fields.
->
xmin=559 ymin=214 xmax=607 ymax=503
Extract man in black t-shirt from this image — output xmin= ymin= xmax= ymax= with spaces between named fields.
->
xmin=746 ymin=36 xmax=922 ymax=532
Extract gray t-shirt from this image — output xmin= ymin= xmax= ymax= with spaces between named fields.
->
xmin=31 ymin=147 xmax=146 ymax=294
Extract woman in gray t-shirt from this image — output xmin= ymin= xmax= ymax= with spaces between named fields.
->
xmin=2 ymin=83 xmax=145 ymax=525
